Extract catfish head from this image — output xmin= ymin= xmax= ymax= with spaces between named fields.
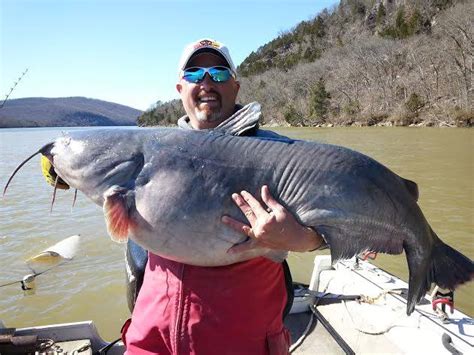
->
xmin=3 ymin=130 xmax=147 ymax=242
xmin=43 ymin=131 xmax=145 ymax=205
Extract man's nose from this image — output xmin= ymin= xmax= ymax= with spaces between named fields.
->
xmin=199 ymin=73 xmax=214 ymax=90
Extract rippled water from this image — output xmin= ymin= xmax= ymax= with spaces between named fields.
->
xmin=0 ymin=126 xmax=472 ymax=340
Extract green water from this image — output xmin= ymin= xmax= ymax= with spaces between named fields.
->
xmin=0 ymin=126 xmax=472 ymax=340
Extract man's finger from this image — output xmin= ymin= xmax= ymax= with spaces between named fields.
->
xmin=232 ymin=193 xmax=257 ymax=224
xmin=227 ymin=239 xmax=260 ymax=254
xmin=261 ymin=185 xmax=284 ymax=213
xmin=240 ymin=190 xmax=268 ymax=217
xmin=221 ymin=215 xmax=255 ymax=237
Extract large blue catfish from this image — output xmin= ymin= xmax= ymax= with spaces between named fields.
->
xmin=4 ymin=128 xmax=473 ymax=314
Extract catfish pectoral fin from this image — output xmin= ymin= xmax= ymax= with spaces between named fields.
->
xmin=103 ymin=186 xmax=136 ymax=243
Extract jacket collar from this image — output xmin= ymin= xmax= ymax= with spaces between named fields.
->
xmin=177 ymin=102 xmax=261 ymax=136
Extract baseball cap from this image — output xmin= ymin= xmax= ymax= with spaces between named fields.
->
xmin=178 ymin=38 xmax=237 ymax=76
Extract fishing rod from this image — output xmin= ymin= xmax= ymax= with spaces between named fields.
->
xmin=0 ymin=68 xmax=28 ymax=109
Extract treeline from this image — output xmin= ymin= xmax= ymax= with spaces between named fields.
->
xmin=238 ymin=0 xmax=472 ymax=127
xmin=237 ymin=0 xmax=442 ymax=77
xmin=139 ymin=0 xmax=473 ymax=127
xmin=137 ymin=100 xmax=184 ymax=127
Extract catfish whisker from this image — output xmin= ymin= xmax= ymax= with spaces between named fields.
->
xmin=50 ymin=175 xmax=59 ymax=213
xmin=3 ymin=150 xmax=42 ymax=196
xmin=72 ymin=189 xmax=78 ymax=208
xmin=3 ymin=142 xmax=55 ymax=197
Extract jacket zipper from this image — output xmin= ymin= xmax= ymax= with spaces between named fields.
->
xmin=173 ymin=264 xmax=185 ymax=355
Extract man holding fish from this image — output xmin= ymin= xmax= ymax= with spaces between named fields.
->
xmin=5 ymin=37 xmax=472 ymax=353
xmin=122 ymin=39 xmax=325 ymax=354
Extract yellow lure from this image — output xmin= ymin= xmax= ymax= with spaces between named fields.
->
xmin=41 ymin=155 xmax=69 ymax=189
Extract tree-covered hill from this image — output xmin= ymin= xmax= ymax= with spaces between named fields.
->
xmin=0 ymin=97 xmax=142 ymax=128
xmin=139 ymin=0 xmax=472 ymax=127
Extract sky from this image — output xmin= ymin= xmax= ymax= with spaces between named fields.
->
xmin=1 ymin=0 xmax=339 ymax=111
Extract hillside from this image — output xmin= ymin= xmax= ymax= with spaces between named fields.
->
xmin=139 ymin=0 xmax=472 ymax=127
xmin=0 ymin=97 xmax=142 ymax=128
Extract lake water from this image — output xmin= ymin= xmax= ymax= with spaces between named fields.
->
xmin=0 ymin=126 xmax=472 ymax=340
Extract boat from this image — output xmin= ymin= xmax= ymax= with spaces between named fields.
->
xmin=1 ymin=255 xmax=472 ymax=354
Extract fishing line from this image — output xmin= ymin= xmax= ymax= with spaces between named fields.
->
xmin=0 ymin=279 xmax=24 ymax=288
xmin=0 ymin=264 xmax=62 ymax=289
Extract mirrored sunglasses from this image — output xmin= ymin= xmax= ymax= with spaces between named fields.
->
xmin=182 ymin=66 xmax=235 ymax=83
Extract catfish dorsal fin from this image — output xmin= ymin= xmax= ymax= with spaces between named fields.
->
xmin=103 ymin=186 xmax=135 ymax=243
xmin=403 ymin=178 xmax=419 ymax=201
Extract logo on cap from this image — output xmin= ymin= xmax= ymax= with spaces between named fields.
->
xmin=194 ymin=39 xmax=221 ymax=50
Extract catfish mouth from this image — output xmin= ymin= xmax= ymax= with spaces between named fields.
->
xmin=38 ymin=142 xmax=70 ymax=190
xmin=41 ymin=154 xmax=70 ymax=190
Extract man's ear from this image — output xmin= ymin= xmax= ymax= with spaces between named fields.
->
xmin=176 ymin=83 xmax=182 ymax=93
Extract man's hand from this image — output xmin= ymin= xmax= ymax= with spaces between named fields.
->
xmin=222 ymin=185 xmax=323 ymax=254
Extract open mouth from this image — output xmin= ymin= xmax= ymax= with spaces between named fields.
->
xmin=199 ymin=96 xmax=218 ymax=103
xmin=41 ymin=155 xmax=70 ymax=190
xmin=197 ymin=94 xmax=220 ymax=107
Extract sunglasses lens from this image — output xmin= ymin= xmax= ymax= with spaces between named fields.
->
xmin=183 ymin=68 xmax=205 ymax=83
xmin=209 ymin=67 xmax=232 ymax=82
xmin=182 ymin=67 xmax=233 ymax=83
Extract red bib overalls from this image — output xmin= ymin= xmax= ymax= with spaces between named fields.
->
xmin=123 ymin=253 xmax=290 ymax=355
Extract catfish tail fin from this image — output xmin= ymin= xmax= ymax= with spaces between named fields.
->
xmin=429 ymin=231 xmax=474 ymax=290
xmin=405 ymin=229 xmax=474 ymax=315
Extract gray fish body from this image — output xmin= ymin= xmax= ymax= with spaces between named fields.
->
xmin=43 ymin=128 xmax=473 ymax=314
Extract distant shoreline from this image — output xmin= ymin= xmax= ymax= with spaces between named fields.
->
xmin=0 ymin=97 xmax=142 ymax=129
xmin=0 ymin=124 xmax=137 ymax=129
xmin=4 ymin=121 xmax=469 ymax=129
xmin=263 ymin=120 xmax=471 ymax=128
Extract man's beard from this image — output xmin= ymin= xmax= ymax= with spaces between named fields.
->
xmin=195 ymin=108 xmax=223 ymax=123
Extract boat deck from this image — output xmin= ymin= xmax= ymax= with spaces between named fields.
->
xmin=286 ymin=257 xmax=473 ymax=354
xmin=2 ymin=257 xmax=472 ymax=354
xmin=286 ymin=311 xmax=345 ymax=354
